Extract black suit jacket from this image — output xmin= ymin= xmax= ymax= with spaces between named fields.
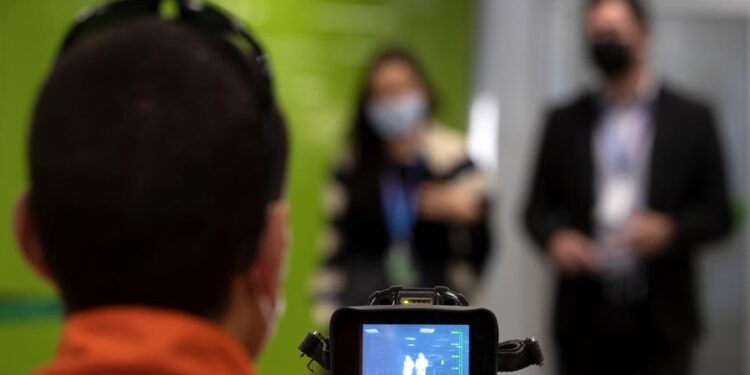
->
xmin=524 ymin=86 xmax=732 ymax=345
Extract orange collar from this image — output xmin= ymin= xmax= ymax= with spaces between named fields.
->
xmin=34 ymin=306 xmax=257 ymax=375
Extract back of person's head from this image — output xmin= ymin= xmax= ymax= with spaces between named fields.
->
xmin=18 ymin=17 xmax=288 ymax=328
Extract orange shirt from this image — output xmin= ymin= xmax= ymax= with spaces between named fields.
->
xmin=34 ymin=307 xmax=258 ymax=375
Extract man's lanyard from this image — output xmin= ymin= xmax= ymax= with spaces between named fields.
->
xmin=380 ymin=167 xmax=420 ymax=244
xmin=594 ymin=99 xmax=655 ymax=228
xmin=598 ymin=104 xmax=653 ymax=177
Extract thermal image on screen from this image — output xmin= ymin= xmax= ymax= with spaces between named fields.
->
xmin=362 ymin=324 xmax=470 ymax=375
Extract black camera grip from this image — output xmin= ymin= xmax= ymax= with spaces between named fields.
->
xmin=497 ymin=338 xmax=544 ymax=372
xmin=298 ymin=331 xmax=331 ymax=371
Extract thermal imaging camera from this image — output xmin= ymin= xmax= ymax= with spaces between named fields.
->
xmin=299 ymin=286 xmax=543 ymax=374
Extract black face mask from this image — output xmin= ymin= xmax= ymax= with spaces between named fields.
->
xmin=589 ymin=41 xmax=633 ymax=80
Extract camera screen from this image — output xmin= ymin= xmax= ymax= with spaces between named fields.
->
xmin=362 ymin=324 xmax=470 ymax=375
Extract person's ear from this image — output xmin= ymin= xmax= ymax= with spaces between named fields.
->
xmin=12 ymin=191 xmax=53 ymax=283
xmin=248 ymin=201 xmax=289 ymax=298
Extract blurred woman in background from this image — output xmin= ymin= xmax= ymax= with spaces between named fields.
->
xmin=313 ymin=48 xmax=492 ymax=324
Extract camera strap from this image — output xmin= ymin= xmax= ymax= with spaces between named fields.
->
xmin=497 ymin=338 xmax=544 ymax=372
xmin=298 ymin=331 xmax=331 ymax=371
xmin=298 ymin=333 xmax=544 ymax=373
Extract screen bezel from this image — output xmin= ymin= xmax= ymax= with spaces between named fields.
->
xmin=330 ymin=306 xmax=498 ymax=375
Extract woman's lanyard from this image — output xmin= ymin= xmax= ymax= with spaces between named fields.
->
xmin=380 ymin=167 xmax=419 ymax=245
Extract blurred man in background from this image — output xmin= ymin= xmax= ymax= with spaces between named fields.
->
xmin=13 ymin=14 xmax=288 ymax=375
xmin=524 ymin=0 xmax=732 ymax=374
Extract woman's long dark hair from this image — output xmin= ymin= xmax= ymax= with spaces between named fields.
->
xmin=350 ymin=47 xmax=437 ymax=169
xmin=345 ymin=47 xmax=437 ymax=219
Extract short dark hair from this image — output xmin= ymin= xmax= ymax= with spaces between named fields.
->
xmin=587 ymin=0 xmax=650 ymax=31
xmin=29 ymin=19 xmax=287 ymax=316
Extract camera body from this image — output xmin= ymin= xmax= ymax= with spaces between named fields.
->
xmin=299 ymin=286 xmax=543 ymax=374
xmin=330 ymin=305 xmax=499 ymax=374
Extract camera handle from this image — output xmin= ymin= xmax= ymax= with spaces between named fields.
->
xmin=497 ymin=337 xmax=543 ymax=372
xmin=298 ymin=286 xmax=544 ymax=373
xmin=298 ymin=332 xmax=543 ymax=373
xmin=298 ymin=331 xmax=331 ymax=371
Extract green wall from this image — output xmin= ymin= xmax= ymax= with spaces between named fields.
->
xmin=0 ymin=0 xmax=473 ymax=373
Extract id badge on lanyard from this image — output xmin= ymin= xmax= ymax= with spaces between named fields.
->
xmin=596 ymin=173 xmax=638 ymax=228
xmin=594 ymin=105 xmax=653 ymax=304
xmin=595 ymin=107 xmax=651 ymax=227
xmin=381 ymin=169 xmax=419 ymax=286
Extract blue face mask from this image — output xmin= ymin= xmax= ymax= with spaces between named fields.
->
xmin=367 ymin=93 xmax=428 ymax=140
